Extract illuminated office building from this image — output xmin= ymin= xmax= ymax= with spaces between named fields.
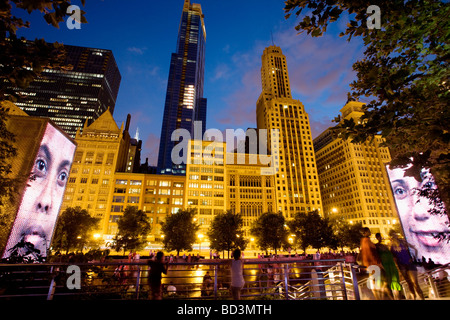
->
xmin=60 ymin=109 xmax=131 ymax=222
xmin=313 ymin=101 xmax=399 ymax=236
xmin=157 ymin=0 xmax=207 ymax=175
xmin=226 ymin=152 xmax=275 ymax=242
xmin=11 ymin=44 xmax=121 ymax=137
xmin=184 ymin=140 xmax=226 ymax=235
xmin=256 ymin=46 xmax=323 ymax=218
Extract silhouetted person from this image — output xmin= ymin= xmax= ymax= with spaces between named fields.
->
xmin=148 ymin=251 xmax=168 ymax=300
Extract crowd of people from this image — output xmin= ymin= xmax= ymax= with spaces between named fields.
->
xmin=358 ymin=227 xmax=425 ymax=300
xmin=111 ymin=229 xmax=446 ymax=300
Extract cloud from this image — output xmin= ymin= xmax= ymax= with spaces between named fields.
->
xmin=127 ymin=46 xmax=147 ymax=55
xmin=211 ymin=63 xmax=231 ymax=82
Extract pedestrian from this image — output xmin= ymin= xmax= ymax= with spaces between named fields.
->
xmin=389 ymin=230 xmax=424 ymax=300
xmin=358 ymin=227 xmax=383 ymax=299
xmin=148 ymin=251 xmax=168 ymax=300
xmin=230 ymin=248 xmax=245 ymax=300
xmin=375 ymin=233 xmax=402 ymax=300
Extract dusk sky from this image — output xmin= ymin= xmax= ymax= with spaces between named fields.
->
xmin=14 ymin=0 xmax=365 ymax=166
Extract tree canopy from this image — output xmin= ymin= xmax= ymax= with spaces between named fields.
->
xmin=113 ymin=206 xmax=151 ymax=254
xmin=207 ymin=210 xmax=247 ymax=258
xmin=285 ymin=0 xmax=449 ymax=213
xmin=52 ymin=206 xmax=99 ymax=254
xmin=250 ymin=212 xmax=289 ymax=254
xmin=288 ymin=210 xmax=336 ymax=253
xmin=160 ymin=209 xmax=200 ymax=256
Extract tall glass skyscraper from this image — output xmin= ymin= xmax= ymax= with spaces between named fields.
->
xmin=157 ymin=0 xmax=207 ymax=175
xmin=12 ymin=43 xmax=121 ymax=138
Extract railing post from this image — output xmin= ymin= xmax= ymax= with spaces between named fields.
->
xmin=214 ymin=264 xmax=218 ymax=300
xmin=47 ymin=266 xmax=56 ymax=301
xmin=350 ymin=264 xmax=361 ymax=300
xmin=284 ymin=264 xmax=289 ymax=300
xmin=135 ymin=265 xmax=141 ymax=300
xmin=339 ymin=263 xmax=348 ymax=300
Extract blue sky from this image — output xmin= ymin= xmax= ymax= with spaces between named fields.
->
xmin=14 ymin=0 xmax=365 ymax=165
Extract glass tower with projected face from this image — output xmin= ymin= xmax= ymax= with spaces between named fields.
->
xmin=256 ymin=46 xmax=323 ymax=219
xmin=157 ymin=0 xmax=207 ymax=175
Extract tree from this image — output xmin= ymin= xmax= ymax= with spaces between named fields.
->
xmin=288 ymin=210 xmax=336 ymax=253
xmin=329 ymin=215 xmax=363 ymax=251
xmin=207 ymin=210 xmax=247 ymax=258
xmin=250 ymin=212 xmax=289 ymax=255
xmin=52 ymin=206 xmax=99 ymax=254
xmin=284 ymin=0 xmax=449 ymax=215
xmin=113 ymin=206 xmax=151 ymax=255
xmin=160 ymin=209 xmax=199 ymax=256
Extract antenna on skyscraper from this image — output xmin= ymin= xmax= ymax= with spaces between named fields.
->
xmin=271 ymin=31 xmax=275 ymax=46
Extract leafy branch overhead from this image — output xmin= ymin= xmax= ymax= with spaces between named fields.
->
xmin=285 ymin=0 xmax=450 ymax=212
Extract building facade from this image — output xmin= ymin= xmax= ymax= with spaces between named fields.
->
xmin=60 ymin=109 xmax=131 ymax=223
xmin=256 ymin=46 xmax=323 ymax=218
xmin=12 ymin=44 xmax=121 ymax=138
xmin=313 ymin=101 xmax=399 ymax=237
xmin=157 ymin=0 xmax=207 ymax=175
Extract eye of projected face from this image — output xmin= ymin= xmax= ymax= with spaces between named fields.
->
xmin=35 ymin=158 xmax=47 ymax=177
xmin=57 ymin=171 xmax=68 ymax=187
xmin=393 ymin=182 xmax=408 ymax=200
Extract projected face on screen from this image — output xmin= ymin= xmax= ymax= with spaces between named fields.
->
xmin=387 ymin=165 xmax=450 ymax=265
xmin=3 ymin=123 xmax=76 ymax=259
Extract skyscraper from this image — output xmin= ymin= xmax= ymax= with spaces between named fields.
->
xmin=12 ymin=44 xmax=121 ymax=138
xmin=314 ymin=101 xmax=399 ymax=237
xmin=256 ymin=46 xmax=323 ymax=218
xmin=157 ymin=0 xmax=207 ymax=175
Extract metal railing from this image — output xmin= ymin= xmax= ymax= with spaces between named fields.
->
xmin=0 ymin=258 xmax=354 ymax=300
xmin=355 ymin=262 xmax=450 ymax=300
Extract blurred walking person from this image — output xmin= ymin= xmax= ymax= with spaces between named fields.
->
xmin=389 ymin=230 xmax=424 ymax=300
xmin=148 ymin=251 xmax=168 ymax=300
xmin=375 ymin=233 xmax=402 ymax=299
xmin=358 ymin=227 xmax=383 ymax=299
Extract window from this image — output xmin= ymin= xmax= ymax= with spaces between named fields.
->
xmin=128 ymin=196 xmax=140 ymax=203
xmin=80 ymin=178 xmax=88 ymax=184
xmin=105 ymin=153 xmax=115 ymax=165
xmin=158 ymin=189 xmax=170 ymax=195
xmin=111 ymin=205 xmax=123 ymax=212
xmin=95 ymin=153 xmax=104 ymax=165
xmin=130 ymin=180 xmax=142 ymax=185
xmin=74 ymin=151 xmax=83 ymax=163
xmin=128 ymin=188 xmax=141 ymax=194
xmin=172 ymin=198 xmax=183 ymax=205
xmin=159 ymin=181 xmax=171 ymax=187
xmin=113 ymin=196 xmax=125 ymax=203
xmin=116 ymin=179 xmax=127 ymax=185
xmin=85 ymin=152 xmax=94 ymax=164
xmin=114 ymin=187 xmax=126 ymax=194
